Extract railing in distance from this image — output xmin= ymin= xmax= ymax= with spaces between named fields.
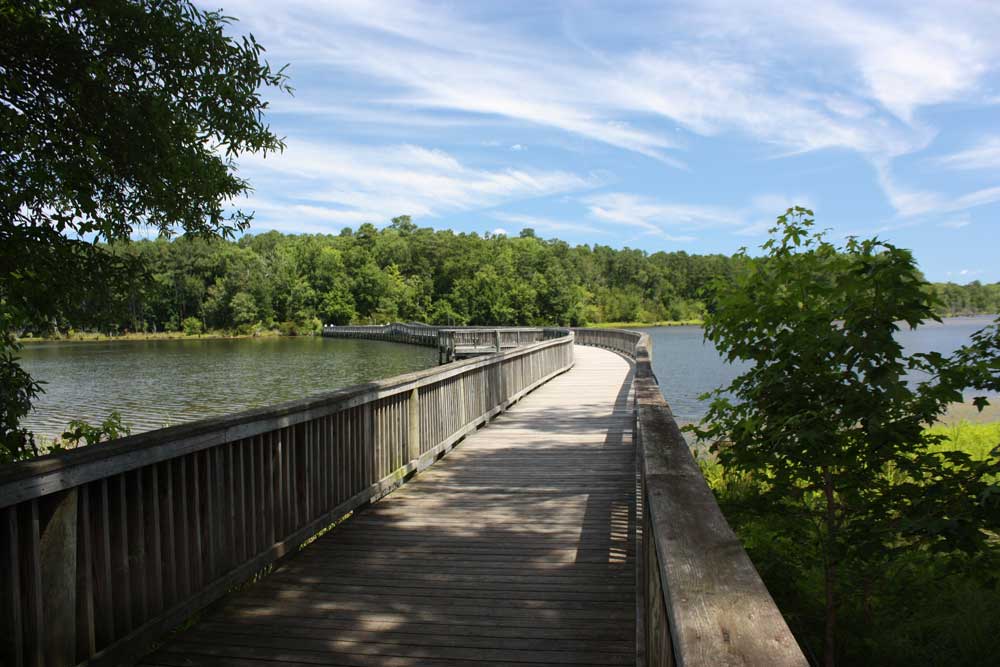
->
xmin=572 ymin=327 xmax=807 ymax=667
xmin=322 ymin=323 xmax=568 ymax=364
xmin=0 ymin=334 xmax=575 ymax=667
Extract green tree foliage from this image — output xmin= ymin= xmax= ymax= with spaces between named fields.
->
xmin=0 ymin=0 xmax=289 ymax=460
xmin=932 ymin=280 xmax=1000 ymax=316
xmin=691 ymin=209 xmax=1000 ymax=667
xmin=181 ymin=316 xmax=203 ymax=336
xmin=15 ymin=220 xmax=994 ymax=341
xmin=17 ymin=225 xmax=743 ymax=336
xmin=56 ymin=412 xmax=131 ymax=450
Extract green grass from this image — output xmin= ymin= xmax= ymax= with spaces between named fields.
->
xmin=17 ymin=329 xmax=288 ymax=344
xmin=587 ymin=319 xmax=703 ymax=329
xmin=926 ymin=420 xmax=1000 ymax=459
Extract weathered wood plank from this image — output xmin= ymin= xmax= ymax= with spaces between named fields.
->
xmin=139 ymin=345 xmax=634 ymax=667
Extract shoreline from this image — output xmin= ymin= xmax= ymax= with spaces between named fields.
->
xmin=939 ymin=399 xmax=1000 ymax=425
xmin=588 ymin=319 xmax=703 ymax=329
xmin=18 ymin=330 xmax=293 ymax=344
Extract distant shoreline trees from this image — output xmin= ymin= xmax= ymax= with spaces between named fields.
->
xmin=13 ymin=220 xmax=995 ymax=338
xmin=18 ymin=219 xmax=729 ymax=336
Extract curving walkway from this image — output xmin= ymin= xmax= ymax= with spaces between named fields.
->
xmin=140 ymin=345 xmax=636 ymax=666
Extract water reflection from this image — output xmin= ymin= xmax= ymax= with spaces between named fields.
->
xmin=19 ymin=337 xmax=438 ymax=439
xmin=639 ymin=315 xmax=997 ymax=423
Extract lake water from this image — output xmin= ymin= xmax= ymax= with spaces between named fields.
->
xmin=19 ymin=337 xmax=438 ymax=439
xmin=17 ymin=316 xmax=996 ymax=439
xmin=639 ymin=315 xmax=998 ymax=424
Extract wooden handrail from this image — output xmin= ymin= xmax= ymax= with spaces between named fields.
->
xmin=0 ymin=335 xmax=575 ymax=667
xmin=572 ymin=328 xmax=807 ymax=667
xmin=322 ymin=323 xmax=567 ymax=363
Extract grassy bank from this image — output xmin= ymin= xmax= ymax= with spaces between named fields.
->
xmin=17 ymin=329 xmax=291 ymax=344
xmin=699 ymin=420 xmax=1000 ymax=665
xmin=587 ymin=319 xmax=702 ymax=329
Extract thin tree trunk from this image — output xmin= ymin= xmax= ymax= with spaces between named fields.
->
xmin=822 ymin=466 xmax=837 ymax=667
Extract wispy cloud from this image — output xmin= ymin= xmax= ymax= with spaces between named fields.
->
xmin=491 ymin=212 xmax=607 ymax=236
xmin=237 ymin=140 xmax=599 ymax=230
xmin=580 ymin=192 xmax=808 ymax=241
xmin=874 ymin=159 xmax=1000 ymax=217
xmin=222 ymin=0 xmax=992 ymax=164
xmin=940 ymin=214 xmax=971 ymax=229
xmin=934 ymin=137 xmax=1000 ymax=170
xmin=212 ymin=0 xmax=1000 ymax=248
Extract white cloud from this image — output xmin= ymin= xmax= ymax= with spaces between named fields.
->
xmin=874 ymin=159 xmax=1000 ymax=217
xmin=492 ymin=212 xmax=607 ymax=235
xmin=585 ymin=192 xmax=739 ymax=231
xmin=946 ymin=268 xmax=984 ymax=278
xmin=219 ymin=0 xmax=976 ymax=164
xmin=873 ymin=160 xmax=945 ymax=217
xmin=940 ymin=215 xmax=971 ymax=229
xmin=237 ymin=140 xmax=598 ymax=230
xmin=580 ymin=191 xmax=809 ymax=241
xmin=935 ymin=137 xmax=1000 ymax=170
xmin=216 ymin=0 xmax=1000 ymax=227
xmin=810 ymin=3 xmax=989 ymax=121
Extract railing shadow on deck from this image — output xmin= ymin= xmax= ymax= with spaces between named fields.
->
xmin=572 ymin=328 xmax=808 ymax=667
xmin=200 ymin=391 xmax=640 ymax=665
xmin=160 ymin=476 xmax=636 ymax=664
xmin=0 ymin=332 xmax=574 ymax=667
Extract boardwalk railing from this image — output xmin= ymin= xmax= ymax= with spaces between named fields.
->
xmin=573 ymin=328 xmax=807 ymax=667
xmin=321 ymin=322 xmax=438 ymax=347
xmin=322 ymin=323 xmax=565 ymax=363
xmin=0 ymin=334 xmax=574 ymax=667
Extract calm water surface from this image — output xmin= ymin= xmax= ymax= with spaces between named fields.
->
xmin=18 ymin=316 xmax=997 ymax=439
xmin=639 ymin=315 xmax=998 ymax=423
xmin=19 ymin=337 xmax=438 ymax=439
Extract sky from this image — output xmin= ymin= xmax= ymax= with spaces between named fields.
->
xmin=210 ymin=0 xmax=1000 ymax=283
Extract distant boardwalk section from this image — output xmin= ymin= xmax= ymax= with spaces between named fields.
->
xmin=323 ymin=322 xmax=567 ymax=363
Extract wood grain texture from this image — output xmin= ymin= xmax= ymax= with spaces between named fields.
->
xmin=139 ymin=345 xmax=637 ymax=667
xmin=580 ymin=327 xmax=807 ymax=667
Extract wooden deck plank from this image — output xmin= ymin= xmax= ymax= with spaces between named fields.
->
xmin=140 ymin=345 xmax=636 ymax=666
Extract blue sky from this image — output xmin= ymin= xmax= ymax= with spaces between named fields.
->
xmin=214 ymin=1 xmax=999 ymax=282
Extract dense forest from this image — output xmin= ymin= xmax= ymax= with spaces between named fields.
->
xmin=931 ymin=280 xmax=1000 ymax=317
xmin=21 ymin=216 xmax=1000 ymax=336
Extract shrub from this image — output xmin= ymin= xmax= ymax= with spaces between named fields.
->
xmin=181 ymin=316 xmax=204 ymax=336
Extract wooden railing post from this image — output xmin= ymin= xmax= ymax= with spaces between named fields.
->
xmin=493 ymin=329 xmax=501 ymax=352
xmin=39 ymin=489 xmax=78 ymax=665
xmin=408 ymin=387 xmax=420 ymax=462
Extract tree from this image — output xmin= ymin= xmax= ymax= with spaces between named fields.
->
xmin=318 ymin=284 xmax=356 ymax=326
xmin=229 ymin=291 xmax=258 ymax=330
xmin=691 ymin=209 xmax=1000 ymax=667
xmin=0 ymin=1 xmax=289 ymax=460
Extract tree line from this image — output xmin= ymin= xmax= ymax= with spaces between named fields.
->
xmin=931 ymin=280 xmax=1000 ymax=316
xmin=20 ymin=216 xmax=997 ymax=337
xmin=28 ymin=216 xmax=732 ymax=335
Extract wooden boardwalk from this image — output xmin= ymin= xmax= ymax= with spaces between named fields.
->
xmin=140 ymin=345 xmax=636 ymax=667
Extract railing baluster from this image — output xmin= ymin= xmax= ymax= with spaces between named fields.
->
xmin=76 ymin=485 xmax=95 ymax=662
xmin=126 ymin=469 xmax=147 ymax=626
xmin=0 ymin=332 xmax=574 ymax=666
xmin=93 ymin=479 xmax=114 ymax=649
